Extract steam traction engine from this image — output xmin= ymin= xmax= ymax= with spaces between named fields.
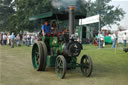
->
xmin=32 ymin=6 xmax=93 ymax=79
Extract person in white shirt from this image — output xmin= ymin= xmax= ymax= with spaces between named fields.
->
xmin=123 ymin=32 xmax=127 ymax=47
xmin=31 ymin=35 xmax=35 ymax=45
xmin=27 ymin=34 xmax=30 ymax=46
xmin=98 ymin=32 xmax=104 ymax=48
xmin=100 ymin=34 xmax=105 ymax=48
xmin=111 ymin=32 xmax=117 ymax=48
xmin=98 ymin=32 xmax=101 ymax=48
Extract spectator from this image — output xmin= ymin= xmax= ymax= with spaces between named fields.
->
xmin=23 ymin=34 xmax=27 ymax=46
xmin=31 ymin=35 xmax=35 ymax=45
xmin=10 ymin=33 xmax=15 ymax=48
xmin=0 ymin=33 xmax=2 ymax=45
xmin=98 ymin=32 xmax=104 ymax=48
xmin=87 ymin=37 xmax=91 ymax=44
xmin=1 ymin=33 xmax=3 ymax=45
xmin=3 ymin=32 xmax=7 ymax=45
xmin=19 ymin=32 xmax=23 ymax=44
xmin=16 ymin=34 xmax=20 ymax=47
xmin=111 ymin=32 xmax=117 ymax=48
xmin=51 ymin=21 xmax=58 ymax=36
xmin=7 ymin=33 xmax=11 ymax=45
xmin=123 ymin=32 xmax=127 ymax=47
xmin=27 ymin=34 xmax=30 ymax=46
xmin=101 ymin=34 xmax=105 ymax=48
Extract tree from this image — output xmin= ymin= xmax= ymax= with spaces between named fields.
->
xmin=1 ymin=0 xmax=125 ymax=33
xmin=0 ymin=0 xmax=15 ymax=31
xmin=85 ymin=0 xmax=125 ymax=28
xmin=7 ymin=0 xmax=53 ymax=33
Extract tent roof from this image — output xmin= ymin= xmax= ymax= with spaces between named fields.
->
xmin=29 ymin=11 xmax=86 ymax=21
xmin=29 ymin=12 xmax=53 ymax=21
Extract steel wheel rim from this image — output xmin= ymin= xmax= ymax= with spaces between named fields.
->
xmin=32 ymin=44 xmax=40 ymax=69
xmin=81 ymin=55 xmax=92 ymax=76
xmin=82 ymin=57 xmax=89 ymax=75
xmin=56 ymin=57 xmax=64 ymax=78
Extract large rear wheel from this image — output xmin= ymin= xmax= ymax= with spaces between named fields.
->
xmin=55 ymin=55 xmax=67 ymax=79
xmin=40 ymin=41 xmax=47 ymax=70
xmin=32 ymin=42 xmax=47 ymax=71
xmin=80 ymin=55 xmax=93 ymax=77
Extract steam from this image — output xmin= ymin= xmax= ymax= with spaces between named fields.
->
xmin=51 ymin=0 xmax=78 ymax=10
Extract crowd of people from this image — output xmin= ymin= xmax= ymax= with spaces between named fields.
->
xmin=0 ymin=32 xmax=36 ymax=48
xmin=97 ymin=31 xmax=127 ymax=48
xmin=0 ymin=20 xmax=127 ymax=49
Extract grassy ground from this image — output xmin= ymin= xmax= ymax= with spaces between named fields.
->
xmin=0 ymin=44 xmax=128 ymax=85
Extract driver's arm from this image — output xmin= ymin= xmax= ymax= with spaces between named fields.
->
xmin=42 ymin=30 xmax=45 ymax=36
xmin=42 ymin=25 xmax=45 ymax=36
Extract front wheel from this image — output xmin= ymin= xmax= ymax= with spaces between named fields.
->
xmin=55 ymin=55 xmax=67 ymax=79
xmin=80 ymin=55 xmax=93 ymax=77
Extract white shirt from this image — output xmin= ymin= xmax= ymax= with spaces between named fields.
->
xmin=31 ymin=36 xmax=35 ymax=40
xmin=98 ymin=34 xmax=104 ymax=40
xmin=27 ymin=35 xmax=30 ymax=38
xmin=100 ymin=35 xmax=104 ymax=41
xmin=3 ymin=35 xmax=7 ymax=40
xmin=111 ymin=34 xmax=116 ymax=40
xmin=98 ymin=33 xmax=101 ymax=39
xmin=123 ymin=34 xmax=127 ymax=40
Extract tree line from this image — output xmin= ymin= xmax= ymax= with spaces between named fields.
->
xmin=0 ymin=0 xmax=125 ymax=33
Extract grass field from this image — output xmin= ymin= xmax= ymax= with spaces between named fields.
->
xmin=0 ymin=45 xmax=128 ymax=85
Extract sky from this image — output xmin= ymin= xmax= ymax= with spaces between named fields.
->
xmin=89 ymin=0 xmax=128 ymax=30
xmin=110 ymin=0 xmax=128 ymax=29
xmin=53 ymin=0 xmax=128 ymax=30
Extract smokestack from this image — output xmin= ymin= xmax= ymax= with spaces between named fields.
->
xmin=69 ymin=6 xmax=75 ymax=38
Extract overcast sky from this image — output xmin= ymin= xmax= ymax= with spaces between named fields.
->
xmin=110 ymin=0 xmax=128 ymax=28
xmin=87 ymin=0 xmax=128 ymax=30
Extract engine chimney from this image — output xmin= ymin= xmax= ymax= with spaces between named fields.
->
xmin=69 ymin=6 xmax=75 ymax=38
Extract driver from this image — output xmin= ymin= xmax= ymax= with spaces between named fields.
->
xmin=42 ymin=20 xmax=51 ymax=54
xmin=42 ymin=20 xmax=51 ymax=36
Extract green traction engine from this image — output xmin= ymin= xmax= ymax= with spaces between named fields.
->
xmin=32 ymin=6 xmax=93 ymax=79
